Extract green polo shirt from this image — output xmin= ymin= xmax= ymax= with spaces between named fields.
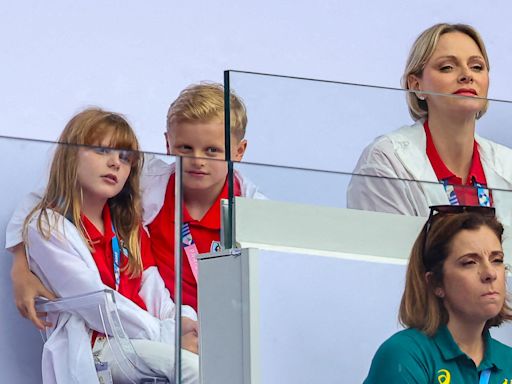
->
xmin=364 ymin=325 xmax=512 ymax=384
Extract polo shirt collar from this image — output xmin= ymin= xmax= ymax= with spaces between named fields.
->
xmin=434 ymin=325 xmax=502 ymax=371
xmin=424 ymin=120 xmax=486 ymax=185
xmin=168 ymin=173 xmax=241 ymax=230
xmin=81 ymin=204 xmax=114 ymax=245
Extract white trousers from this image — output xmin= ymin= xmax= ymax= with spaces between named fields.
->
xmin=95 ymin=337 xmax=199 ymax=384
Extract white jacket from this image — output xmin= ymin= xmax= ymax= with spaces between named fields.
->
xmin=26 ymin=210 xmax=184 ymax=384
xmin=347 ymin=121 xmax=512 ymax=225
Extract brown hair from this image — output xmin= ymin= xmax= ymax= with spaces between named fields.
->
xmin=402 ymin=23 xmax=490 ymax=121
xmin=166 ymin=82 xmax=248 ymax=141
xmin=24 ymin=108 xmax=144 ymax=276
xmin=399 ymin=212 xmax=512 ymax=336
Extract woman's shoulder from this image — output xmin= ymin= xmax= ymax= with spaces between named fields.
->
xmin=376 ymin=328 xmax=433 ymax=354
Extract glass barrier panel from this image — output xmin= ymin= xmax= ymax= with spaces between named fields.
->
xmin=225 ymin=69 xmax=512 ymax=181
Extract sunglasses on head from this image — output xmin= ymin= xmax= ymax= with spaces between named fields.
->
xmin=422 ymin=205 xmax=496 ymax=270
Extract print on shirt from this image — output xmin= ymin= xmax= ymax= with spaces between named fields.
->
xmin=437 ymin=368 xmax=451 ymax=384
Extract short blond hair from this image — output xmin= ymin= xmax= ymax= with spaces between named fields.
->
xmin=167 ymin=82 xmax=247 ymax=141
xmin=402 ymin=23 xmax=490 ymax=121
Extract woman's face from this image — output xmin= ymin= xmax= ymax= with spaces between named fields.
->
xmin=76 ymin=132 xmax=132 ymax=207
xmin=437 ymin=225 xmax=506 ymax=326
xmin=410 ymin=31 xmax=489 ymax=119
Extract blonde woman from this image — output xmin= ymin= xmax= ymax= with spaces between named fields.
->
xmin=23 ymin=108 xmax=198 ymax=383
xmin=347 ymin=23 xmax=512 ymax=224
xmin=364 ymin=206 xmax=512 ymax=383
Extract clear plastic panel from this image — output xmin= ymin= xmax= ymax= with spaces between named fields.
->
xmin=226 ymin=70 xmax=512 ymax=174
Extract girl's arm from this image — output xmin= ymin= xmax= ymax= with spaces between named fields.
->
xmin=26 ymin=212 xmax=174 ymax=344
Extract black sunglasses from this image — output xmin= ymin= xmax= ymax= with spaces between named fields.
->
xmin=422 ymin=205 xmax=496 ymax=270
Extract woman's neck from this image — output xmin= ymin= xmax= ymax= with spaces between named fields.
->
xmin=428 ymin=113 xmax=476 ymax=182
xmin=446 ymin=319 xmax=486 ymax=366
xmin=81 ymin=196 xmax=106 ymax=234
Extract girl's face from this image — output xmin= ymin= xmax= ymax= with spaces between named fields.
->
xmin=409 ymin=31 xmax=489 ymax=119
xmin=76 ymin=132 xmax=132 ymax=207
xmin=437 ymin=225 xmax=506 ymax=327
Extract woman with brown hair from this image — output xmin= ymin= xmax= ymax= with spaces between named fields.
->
xmin=364 ymin=206 xmax=512 ymax=383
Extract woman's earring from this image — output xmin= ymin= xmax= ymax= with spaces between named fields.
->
xmin=434 ymin=288 xmax=445 ymax=298
xmin=417 ymin=94 xmax=426 ymax=101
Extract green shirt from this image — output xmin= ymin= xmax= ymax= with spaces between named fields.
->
xmin=364 ymin=325 xmax=512 ymax=384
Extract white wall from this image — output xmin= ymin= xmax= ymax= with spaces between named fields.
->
xmin=2 ymin=1 xmax=512 ymax=154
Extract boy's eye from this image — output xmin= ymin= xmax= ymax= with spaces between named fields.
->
xmin=492 ymin=257 xmax=504 ymax=265
xmin=206 ymin=147 xmax=219 ymax=154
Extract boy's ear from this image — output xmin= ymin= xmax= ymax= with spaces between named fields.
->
xmin=233 ymin=139 xmax=247 ymax=162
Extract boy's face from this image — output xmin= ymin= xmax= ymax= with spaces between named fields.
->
xmin=166 ymin=119 xmax=247 ymax=195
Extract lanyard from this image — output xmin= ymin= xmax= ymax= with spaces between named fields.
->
xmin=110 ymin=224 xmax=123 ymax=291
xmin=441 ymin=178 xmax=491 ymax=207
xmin=182 ymin=223 xmax=199 ymax=282
xmin=479 ymin=369 xmax=491 ymax=384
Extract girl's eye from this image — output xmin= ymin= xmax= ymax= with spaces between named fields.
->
xmin=207 ymin=147 xmax=219 ymax=154
xmin=119 ymin=150 xmax=133 ymax=164
xmin=94 ymin=147 xmax=111 ymax=155
xmin=471 ymin=64 xmax=484 ymax=71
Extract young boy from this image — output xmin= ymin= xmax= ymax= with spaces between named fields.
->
xmin=140 ymin=83 xmax=264 ymax=312
xmin=7 ymin=82 xmax=264 ymax=328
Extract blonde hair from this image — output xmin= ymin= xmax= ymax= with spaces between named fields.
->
xmin=399 ymin=212 xmax=512 ymax=336
xmin=402 ymin=23 xmax=490 ymax=121
xmin=167 ymin=82 xmax=247 ymax=141
xmin=24 ymin=108 xmax=144 ymax=277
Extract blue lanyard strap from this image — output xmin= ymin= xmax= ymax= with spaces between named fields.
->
xmin=110 ymin=224 xmax=122 ymax=291
xmin=479 ymin=368 xmax=491 ymax=384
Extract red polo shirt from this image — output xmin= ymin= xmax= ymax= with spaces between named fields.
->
xmin=82 ymin=205 xmax=155 ymax=311
xmin=424 ymin=121 xmax=489 ymax=206
xmin=147 ymin=174 xmax=241 ymax=311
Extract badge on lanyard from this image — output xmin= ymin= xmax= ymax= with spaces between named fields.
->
xmin=111 ymin=224 xmax=127 ymax=292
xmin=182 ymin=223 xmax=199 ymax=282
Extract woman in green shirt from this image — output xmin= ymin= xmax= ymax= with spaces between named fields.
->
xmin=364 ymin=206 xmax=512 ymax=384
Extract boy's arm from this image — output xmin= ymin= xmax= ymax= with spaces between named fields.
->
xmin=10 ymin=244 xmax=56 ymax=330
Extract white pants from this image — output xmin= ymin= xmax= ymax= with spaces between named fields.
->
xmin=95 ymin=337 xmax=199 ymax=384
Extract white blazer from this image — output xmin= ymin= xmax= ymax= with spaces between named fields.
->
xmin=347 ymin=121 xmax=512 ymax=225
xmin=26 ymin=209 xmax=185 ymax=383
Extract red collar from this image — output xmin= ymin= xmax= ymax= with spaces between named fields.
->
xmin=81 ymin=204 xmax=114 ymax=245
xmin=424 ymin=120 xmax=487 ymax=185
xmin=167 ymin=173 xmax=241 ymax=230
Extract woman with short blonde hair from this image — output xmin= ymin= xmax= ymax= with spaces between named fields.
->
xmin=348 ymin=23 xmax=512 ymax=223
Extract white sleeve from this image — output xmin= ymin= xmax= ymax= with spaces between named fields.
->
xmin=5 ymin=189 xmax=44 ymax=250
xmin=139 ymin=267 xmax=198 ymax=321
xmin=27 ymin=215 xmax=174 ymax=343
xmin=347 ymin=139 xmax=419 ymax=216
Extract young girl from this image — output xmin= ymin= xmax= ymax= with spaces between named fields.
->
xmin=23 ymin=108 xmax=198 ymax=383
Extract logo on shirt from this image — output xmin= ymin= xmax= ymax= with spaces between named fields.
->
xmin=437 ymin=369 xmax=451 ymax=384
xmin=210 ymin=241 xmax=222 ymax=253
